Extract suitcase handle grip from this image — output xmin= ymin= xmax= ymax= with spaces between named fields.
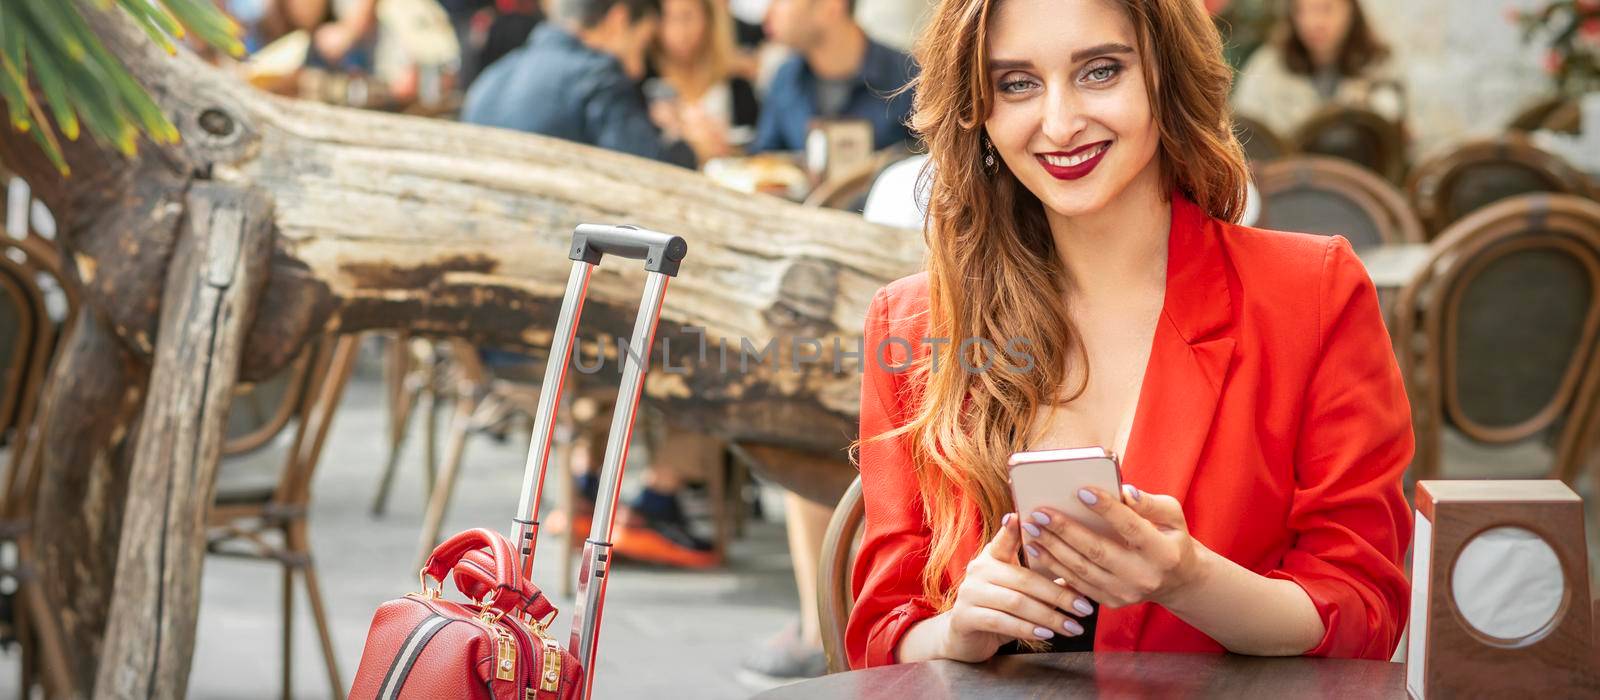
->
xmin=569 ymin=224 xmax=688 ymax=277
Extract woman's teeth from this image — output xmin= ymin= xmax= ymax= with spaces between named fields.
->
xmin=1042 ymin=143 xmax=1109 ymax=167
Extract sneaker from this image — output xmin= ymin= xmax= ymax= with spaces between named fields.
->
xmin=611 ymin=487 xmax=720 ymax=569
xmin=735 ymin=620 xmax=827 ymax=690
xmin=545 ymin=473 xmax=599 ymax=537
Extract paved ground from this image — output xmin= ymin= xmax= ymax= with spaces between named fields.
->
xmin=8 ymin=343 xmax=1599 ymax=698
xmin=189 ymin=366 xmax=800 ymax=700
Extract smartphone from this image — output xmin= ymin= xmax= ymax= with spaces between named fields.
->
xmin=1007 ymin=447 xmax=1124 ymax=573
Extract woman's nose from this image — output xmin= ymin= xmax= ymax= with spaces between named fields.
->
xmin=1040 ymin=89 xmax=1088 ymax=146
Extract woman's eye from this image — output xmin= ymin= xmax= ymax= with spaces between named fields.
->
xmin=997 ymin=76 xmax=1038 ymax=94
xmin=1083 ymin=62 xmax=1123 ymax=84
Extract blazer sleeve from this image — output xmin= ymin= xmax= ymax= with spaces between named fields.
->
xmin=1265 ymin=236 xmax=1414 ymax=659
xmin=844 ymin=286 xmax=940 ymax=668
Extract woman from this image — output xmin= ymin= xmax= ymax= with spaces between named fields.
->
xmin=846 ymin=0 xmax=1412 ymax=669
xmin=1232 ymin=0 xmax=1405 ymax=138
xmin=646 ymin=0 xmax=760 ymax=161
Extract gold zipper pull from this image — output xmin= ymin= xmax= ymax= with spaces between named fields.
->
xmin=494 ymin=626 xmax=517 ymax=682
xmin=539 ymin=637 xmax=563 ymax=693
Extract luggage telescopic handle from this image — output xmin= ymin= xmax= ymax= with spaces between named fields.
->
xmin=569 ymin=224 xmax=688 ymax=277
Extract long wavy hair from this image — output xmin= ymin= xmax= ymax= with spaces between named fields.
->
xmin=1276 ymin=0 xmax=1390 ymax=78
xmin=869 ymin=0 xmax=1249 ymax=609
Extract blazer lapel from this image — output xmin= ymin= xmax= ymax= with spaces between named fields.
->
xmin=1097 ymin=195 xmax=1237 ymax=650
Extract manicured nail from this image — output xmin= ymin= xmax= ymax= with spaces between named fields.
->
xmin=1023 ymin=523 xmax=1041 ymax=537
xmin=1003 ymin=513 xmax=1014 ymax=527
xmin=1073 ymin=598 xmax=1094 ymax=616
xmin=1025 ymin=544 xmax=1041 ymax=558
xmin=1033 ymin=626 xmax=1055 ymax=639
xmin=1062 ymin=618 xmax=1084 ymax=636
xmin=1031 ymin=511 xmax=1050 ymax=525
xmin=1123 ymin=484 xmax=1141 ymax=502
xmin=1078 ymin=488 xmax=1098 ymax=505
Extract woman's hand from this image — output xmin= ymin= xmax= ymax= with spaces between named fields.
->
xmin=1021 ymin=485 xmax=1209 ymax=609
xmin=929 ymin=513 xmax=1096 ymax=663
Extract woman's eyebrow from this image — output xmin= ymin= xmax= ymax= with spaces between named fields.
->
xmin=989 ymin=58 xmax=1033 ymax=71
xmin=1071 ymin=42 xmax=1135 ymax=62
xmin=989 ymin=43 xmax=1136 ymax=72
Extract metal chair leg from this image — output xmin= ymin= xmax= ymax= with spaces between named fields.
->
xmin=415 ymin=395 xmax=474 ymax=569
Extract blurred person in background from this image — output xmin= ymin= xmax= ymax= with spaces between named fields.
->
xmin=462 ymin=0 xmax=722 ymax=166
xmin=646 ymin=0 xmax=763 ymax=160
xmin=749 ymin=0 xmax=917 ymax=152
xmin=455 ymin=0 xmax=546 ymax=89
xmin=462 ymin=0 xmax=725 ymax=569
xmin=1231 ymin=0 xmax=1405 ymax=138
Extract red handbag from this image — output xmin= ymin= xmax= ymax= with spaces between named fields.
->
xmin=348 ymin=529 xmax=582 ymax=700
xmin=348 ymin=225 xmax=688 ymax=700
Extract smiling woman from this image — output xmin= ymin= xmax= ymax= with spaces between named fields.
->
xmin=846 ymin=0 xmax=1414 ymax=671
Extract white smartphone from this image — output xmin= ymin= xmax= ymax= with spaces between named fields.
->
xmin=1007 ymin=447 xmax=1124 ymax=573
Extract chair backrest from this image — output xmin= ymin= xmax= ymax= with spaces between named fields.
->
xmin=1231 ymin=114 xmax=1291 ymax=164
xmin=1392 ymin=194 xmax=1600 ymax=483
xmin=1406 ymin=136 xmax=1592 ymax=238
xmin=1255 ymin=156 xmax=1424 ymax=248
xmin=1291 ymin=105 xmax=1406 ymax=184
xmin=0 ymin=241 xmax=55 ymax=523
xmin=214 ymin=335 xmax=360 ymax=507
xmin=1507 ymin=96 xmax=1574 ymax=133
xmin=818 ymin=475 xmax=865 ymax=674
xmin=223 ymin=351 xmax=313 ymax=456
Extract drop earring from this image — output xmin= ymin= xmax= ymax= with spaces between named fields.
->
xmin=983 ymin=136 xmax=997 ymax=172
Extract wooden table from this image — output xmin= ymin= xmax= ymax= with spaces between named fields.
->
xmin=756 ymin=652 xmax=1406 ymax=699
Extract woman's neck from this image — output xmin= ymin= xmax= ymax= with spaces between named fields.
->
xmin=1046 ymin=165 xmax=1171 ymax=302
xmin=658 ymin=57 xmax=713 ymax=100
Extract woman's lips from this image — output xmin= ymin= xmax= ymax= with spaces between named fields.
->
xmin=1035 ymin=142 xmax=1111 ymax=181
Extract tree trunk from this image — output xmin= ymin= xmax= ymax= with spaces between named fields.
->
xmin=0 ymin=2 xmax=923 ymax=694
xmin=94 ymin=183 xmax=274 ymax=699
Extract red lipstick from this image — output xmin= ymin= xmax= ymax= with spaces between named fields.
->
xmin=1035 ymin=141 xmax=1111 ymax=181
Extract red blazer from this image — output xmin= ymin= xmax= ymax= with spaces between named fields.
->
xmin=847 ymin=195 xmax=1414 ymax=668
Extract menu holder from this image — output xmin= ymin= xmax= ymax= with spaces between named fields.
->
xmin=1406 ymin=480 xmax=1598 ymax=698
xmin=804 ymin=119 xmax=875 ymax=186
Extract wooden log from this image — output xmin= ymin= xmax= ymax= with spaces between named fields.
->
xmin=45 ymin=3 xmax=920 ymax=451
xmin=93 ymin=183 xmax=274 ymax=699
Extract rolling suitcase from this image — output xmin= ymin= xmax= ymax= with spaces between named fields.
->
xmin=349 ymin=224 xmax=689 ymax=700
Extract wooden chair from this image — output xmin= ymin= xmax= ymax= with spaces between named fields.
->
xmin=1508 ymin=96 xmax=1582 ymax=135
xmin=370 ymin=333 xmax=448 ymax=516
xmin=817 ymin=475 xmax=864 ymax=674
xmin=1291 ymin=105 xmax=1407 ymax=184
xmin=1255 ymin=156 xmax=1425 ymax=248
xmin=1231 ymin=114 xmax=1291 ymax=165
xmin=0 ymin=236 xmax=74 ymax=698
xmin=1391 ymin=194 xmax=1600 ymax=485
xmin=411 ymin=341 xmax=747 ymax=595
xmin=1406 ymin=136 xmax=1593 ymax=238
xmin=207 ymin=334 xmax=360 ymax=700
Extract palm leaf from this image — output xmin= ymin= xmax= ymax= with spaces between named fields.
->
xmin=0 ymin=0 xmax=245 ymax=175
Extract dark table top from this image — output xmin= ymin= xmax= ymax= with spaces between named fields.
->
xmin=755 ymin=652 xmax=1406 ymax=699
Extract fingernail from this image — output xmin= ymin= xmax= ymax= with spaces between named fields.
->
xmin=1073 ymin=598 xmax=1094 ymax=616
xmin=1033 ymin=626 xmax=1055 ymax=639
xmin=1062 ymin=618 xmax=1084 ymax=636
xmin=1023 ymin=523 xmax=1041 ymax=537
xmin=1078 ymin=488 xmax=1098 ymax=505
xmin=1003 ymin=513 xmax=1014 ymax=527
xmin=1025 ymin=544 xmax=1041 ymax=558
xmin=1031 ymin=511 xmax=1050 ymax=525
xmin=1124 ymin=484 xmax=1141 ymax=502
